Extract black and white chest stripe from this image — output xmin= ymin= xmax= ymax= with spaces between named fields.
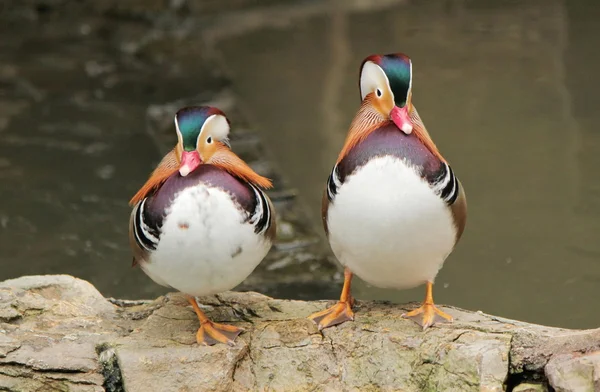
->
xmin=247 ymin=184 xmax=271 ymax=235
xmin=326 ymin=159 xmax=459 ymax=206
xmin=133 ymin=183 xmax=271 ymax=250
xmin=133 ymin=198 xmax=161 ymax=252
xmin=431 ymin=162 xmax=460 ymax=205
xmin=326 ymin=164 xmax=342 ymax=202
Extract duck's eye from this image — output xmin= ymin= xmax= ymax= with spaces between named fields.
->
xmin=376 ymin=88 xmax=383 ymax=98
xmin=206 ymin=137 xmax=212 ymax=144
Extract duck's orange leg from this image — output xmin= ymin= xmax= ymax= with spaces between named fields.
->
xmin=308 ymin=268 xmax=355 ymax=330
xmin=187 ymin=296 xmax=243 ymax=346
xmin=402 ymin=281 xmax=453 ymax=330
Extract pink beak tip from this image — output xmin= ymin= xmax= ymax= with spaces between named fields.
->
xmin=179 ymin=151 xmax=201 ymax=177
xmin=391 ymin=106 xmax=413 ymax=135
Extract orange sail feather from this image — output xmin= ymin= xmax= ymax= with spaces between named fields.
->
xmin=129 ymin=149 xmax=180 ymax=205
xmin=208 ymin=144 xmax=273 ymax=189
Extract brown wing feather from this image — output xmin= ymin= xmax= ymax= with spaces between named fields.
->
xmin=129 ymin=149 xmax=180 ymax=206
xmin=321 ymin=188 xmax=330 ymax=237
xmin=450 ymin=180 xmax=467 ymax=243
xmin=265 ymin=196 xmax=277 ymax=242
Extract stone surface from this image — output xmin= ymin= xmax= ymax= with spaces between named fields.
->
xmin=0 ymin=275 xmax=116 ymax=391
xmin=545 ymin=352 xmax=600 ymax=392
xmin=513 ymin=382 xmax=548 ymax=392
xmin=1 ymin=275 xmax=599 ymax=391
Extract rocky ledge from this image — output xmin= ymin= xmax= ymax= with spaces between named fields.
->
xmin=0 ymin=275 xmax=598 ymax=392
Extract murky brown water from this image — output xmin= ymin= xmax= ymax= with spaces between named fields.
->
xmin=1 ymin=1 xmax=599 ymax=329
xmin=218 ymin=0 xmax=600 ymax=329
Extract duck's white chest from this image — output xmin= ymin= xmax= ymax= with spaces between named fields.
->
xmin=142 ymin=184 xmax=270 ymax=296
xmin=327 ymin=156 xmax=456 ymax=289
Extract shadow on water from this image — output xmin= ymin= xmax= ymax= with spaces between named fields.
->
xmin=216 ymin=0 xmax=600 ymax=329
xmin=0 ymin=0 xmax=599 ymax=329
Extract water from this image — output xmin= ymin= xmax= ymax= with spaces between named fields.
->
xmin=216 ymin=0 xmax=600 ymax=329
xmin=0 ymin=3 xmax=235 ymax=300
xmin=1 ymin=0 xmax=599 ymax=329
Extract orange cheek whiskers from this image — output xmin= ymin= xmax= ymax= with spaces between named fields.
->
xmin=337 ymin=97 xmax=388 ymax=163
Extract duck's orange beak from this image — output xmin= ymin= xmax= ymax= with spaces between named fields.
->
xmin=390 ymin=106 xmax=413 ymax=135
xmin=179 ymin=151 xmax=201 ymax=176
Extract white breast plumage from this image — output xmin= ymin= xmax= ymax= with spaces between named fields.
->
xmin=326 ymin=155 xmax=457 ymax=289
xmin=141 ymin=183 xmax=271 ymax=296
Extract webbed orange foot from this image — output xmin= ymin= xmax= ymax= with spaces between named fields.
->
xmin=402 ymin=303 xmax=453 ymax=330
xmin=197 ymin=321 xmax=243 ymax=346
xmin=187 ymin=295 xmax=243 ymax=346
xmin=308 ymin=268 xmax=355 ymax=330
xmin=308 ymin=299 xmax=355 ymax=330
xmin=402 ymin=281 xmax=453 ymax=330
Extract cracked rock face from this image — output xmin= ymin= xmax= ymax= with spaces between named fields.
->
xmin=0 ymin=275 xmax=115 ymax=391
xmin=1 ymin=275 xmax=599 ymax=391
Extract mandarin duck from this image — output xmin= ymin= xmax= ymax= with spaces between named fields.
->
xmin=308 ymin=53 xmax=467 ymax=330
xmin=129 ymin=106 xmax=276 ymax=345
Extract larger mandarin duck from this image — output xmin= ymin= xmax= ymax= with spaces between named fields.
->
xmin=129 ymin=106 xmax=276 ymax=346
xmin=309 ymin=53 xmax=467 ymax=330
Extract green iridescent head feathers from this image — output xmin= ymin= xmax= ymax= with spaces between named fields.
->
xmin=174 ymin=106 xmax=230 ymax=151
xmin=359 ymin=53 xmax=412 ymax=107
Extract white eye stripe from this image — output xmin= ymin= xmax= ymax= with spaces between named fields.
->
xmin=408 ymin=59 xmax=413 ymax=97
xmin=174 ymin=116 xmax=183 ymax=145
xmin=198 ymin=114 xmax=230 ymax=147
xmin=360 ymin=61 xmax=394 ymax=104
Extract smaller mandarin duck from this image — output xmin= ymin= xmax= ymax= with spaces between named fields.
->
xmin=129 ymin=106 xmax=276 ymax=346
xmin=309 ymin=53 xmax=467 ymax=330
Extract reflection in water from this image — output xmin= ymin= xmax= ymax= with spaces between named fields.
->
xmin=219 ymin=0 xmax=600 ymax=328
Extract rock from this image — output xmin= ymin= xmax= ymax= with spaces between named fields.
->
xmin=0 ymin=275 xmax=116 ymax=391
xmin=513 ymin=382 xmax=548 ymax=392
xmin=545 ymin=352 xmax=600 ymax=392
xmin=1 ymin=275 xmax=600 ymax=391
xmin=0 ymin=274 xmax=115 ymax=317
